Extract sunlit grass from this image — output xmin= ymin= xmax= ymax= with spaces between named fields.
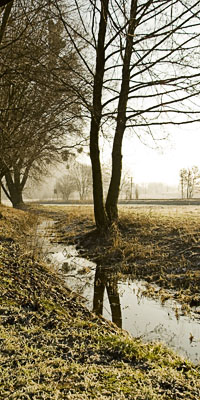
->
xmin=1 ymin=204 xmax=200 ymax=399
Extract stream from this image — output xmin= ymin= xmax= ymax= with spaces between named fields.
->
xmin=37 ymin=221 xmax=200 ymax=364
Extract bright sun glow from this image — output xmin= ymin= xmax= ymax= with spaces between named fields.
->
xmin=122 ymin=123 xmax=200 ymax=185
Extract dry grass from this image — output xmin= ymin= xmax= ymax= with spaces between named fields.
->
xmin=0 ymin=204 xmax=39 ymax=241
xmin=1 ymin=204 xmax=200 ymax=399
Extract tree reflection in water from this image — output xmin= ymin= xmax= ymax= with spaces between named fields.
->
xmin=93 ymin=266 xmax=122 ymax=328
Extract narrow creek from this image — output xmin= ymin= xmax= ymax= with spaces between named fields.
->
xmin=37 ymin=220 xmax=200 ymax=364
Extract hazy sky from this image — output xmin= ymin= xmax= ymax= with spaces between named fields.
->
xmin=121 ymin=123 xmax=200 ymax=186
xmin=86 ymin=122 xmax=200 ymax=187
xmin=81 ymin=121 xmax=200 ymax=187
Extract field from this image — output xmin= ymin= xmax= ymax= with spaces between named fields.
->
xmin=0 ymin=203 xmax=200 ymax=399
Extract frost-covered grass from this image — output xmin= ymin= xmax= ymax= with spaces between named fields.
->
xmin=0 ymin=204 xmax=200 ymax=399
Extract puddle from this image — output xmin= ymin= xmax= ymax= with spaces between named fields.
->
xmin=38 ymin=220 xmax=200 ymax=364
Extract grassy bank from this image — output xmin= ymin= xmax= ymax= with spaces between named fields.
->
xmin=0 ymin=204 xmax=200 ymax=399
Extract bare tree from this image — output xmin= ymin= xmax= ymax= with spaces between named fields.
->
xmin=0 ymin=1 xmax=13 ymax=44
xmin=120 ymin=171 xmax=133 ymax=200
xmin=55 ymin=174 xmax=76 ymax=201
xmin=56 ymin=159 xmax=92 ymax=201
xmin=0 ymin=1 xmax=54 ymax=48
xmin=179 ymin=168 xmax=187 ymax=199
xmin=0 ymin=2 xmax=85 ymax=207
xmin=54 ymin=0 xmax=200 ymax=230
xmin=69 ymin=160 xmax=92 ymax=201
xmin=179 ymin=166 xmax=200 ymax=199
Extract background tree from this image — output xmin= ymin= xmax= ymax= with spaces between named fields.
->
xmin=55 ymin=157 xmax=92 ymax=201
xmin=118 ymin=170 xmax=134 ymax=200
xmin=56 ymin=0 xmax=200 ymax=230
xmin=66 ymin=159 xmax=92 ymax=201
xmin=73 ymin=163 xmax=92 ymax=201
xmin=135 ymin=185 xmax=139 ymax=200
xmin=55 ymin=175 xmax=76 ymax=201
xmin=179 ymin=166 xmax=200 ymax=199
xmin=179 ymin=168 xmax=187 ymax=199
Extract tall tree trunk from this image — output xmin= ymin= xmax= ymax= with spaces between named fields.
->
xmin=90 ymin=118 xmax=108 ymax=230
xmin=90 ymin=0 xmax=109 ymax=230
xmin=0 ymin=1 xmax=13 ymax=44
xmin=5 ymin=170 xmax=25 ymax=208
xmin=106 ymin=0 xmax=138 ymax=223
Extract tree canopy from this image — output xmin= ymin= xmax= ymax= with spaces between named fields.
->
xmin=0 ymin=0 xmax=85 ymax=206
xmin=1 ymin=1 xmax=200 ymax=220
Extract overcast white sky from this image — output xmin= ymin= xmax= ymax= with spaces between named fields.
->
xmin=79 ymin=122 xmax=200 ymax=187
xmin=120 ymin=122 xmax=200 ymax=186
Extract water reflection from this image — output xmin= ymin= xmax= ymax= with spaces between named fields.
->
xmin=93 ymin=266 xmax=122 ymax=328
xmin=38 ymin=222 xmax=200 ymax=364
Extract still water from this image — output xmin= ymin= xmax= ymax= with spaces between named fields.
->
xmin=38 ymin=221 xmax=200 ymax=364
